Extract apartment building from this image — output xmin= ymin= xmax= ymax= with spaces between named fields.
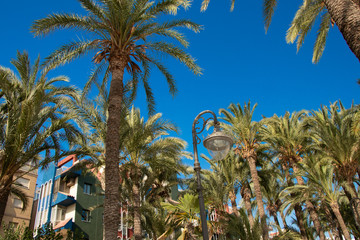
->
xmin=34 ymin=155 xmax=104 ymax=239
xmin=1 ymin=164 xmax=38 ymax=229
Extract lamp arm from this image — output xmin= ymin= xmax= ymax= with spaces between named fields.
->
xmin=192 ymin=110 xmax=219 ymax=142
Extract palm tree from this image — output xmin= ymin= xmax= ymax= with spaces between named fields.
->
xmin=280 ymin=156 xmax=351 ymax=240
xmin=219 ymin=101 xmax=269 ymax=240
xmin=264 ymin=0 xmax=360 ymax=62
xmin=70 ymin=85 xmax=187 ymax=239
xmin=260 ymin=111 xmax=325 ymax=240
xmin=119 ymin=106 xmax=187 ymax=240
xmin=219 ymin=209 xmax=262 ymax=240
xmin=0 ymin=51 xmax=84 ymax=222
xmin=260 ymin=165 xmax=287 ymax=232
xmin=201 ymin=166 xmax=229 ymax=214
xmin=307 ymin=101 xmax=360 ymax=226
xmin=160 ymin=193 xmax=205 ymax=239
xmin=31 ymin=0 xmax=201 ymax=238
xmin=203 ymin=151 xmax=241 ymax=217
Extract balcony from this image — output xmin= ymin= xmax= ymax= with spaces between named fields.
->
xmin=52 ymin=192 xmax=76 ymax=207
xmin=54 ymin=218 xmax=73 ymax=231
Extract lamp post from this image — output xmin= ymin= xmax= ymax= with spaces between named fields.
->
xmin=192 ymin=110 xmax=233 ymax=239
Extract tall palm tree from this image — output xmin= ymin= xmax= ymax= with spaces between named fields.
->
xmin=307 ymin=101 xmax=360 ymax=226
xmin=260 ymin=111 xmax=325 ymax=240
xmin=260 ymin=164 xmax=287 ymax=232
xmin=201 ymin=166 xmax=229 ymax=214
xmin=31 ymin=1 xmax=201 ymax=238
xmin=70 ymin=85 xmax=187 ymax=239
xmin=280 ymin=156 xmax=351 ymax=240
xmin=238 ymin=163 xmax=255 ymax=228
xmin=203 ymin=151 xmax=241 ymax=217
xmin=119 ymin=106 xmax=187 ymax=240
xmin=219 ymin=101 xmax=269 ymax=240
xmin=0 ymin=51 xmax=84 ymax=222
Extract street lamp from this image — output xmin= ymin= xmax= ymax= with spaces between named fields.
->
xmin=192 ymin=110 xmax=233 ymax=239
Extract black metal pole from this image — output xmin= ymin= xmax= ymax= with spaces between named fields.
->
xmin=192 ymin=110 xmax=218 ymax=240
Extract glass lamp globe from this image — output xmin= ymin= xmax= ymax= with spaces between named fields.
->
xmin=203 ymin=128 xmax=233 ymax=161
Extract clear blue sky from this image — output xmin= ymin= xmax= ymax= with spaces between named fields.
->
xmin=1 ymin=0 xmax=359 ymax=169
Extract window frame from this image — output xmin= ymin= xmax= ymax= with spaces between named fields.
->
xmin=83 ymin=183 xmax=92 ymax=195
xmin=81 ymin=209 xmax=91 ymax=222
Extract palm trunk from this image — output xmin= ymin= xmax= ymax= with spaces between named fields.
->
xmin=0 ymin=175 xmax=13 ymax=224
xmin=324 ymin=205 xmax=341 ymax=240
xmin=294 ymin=166 xmax=325 ymax=240
xmin=241 ymin=183 xmax=254 ymax=228
xmin=229 ymin=190 xmax=239 ymax=217
xmin=323 ymin=0 xmax=360 ymax=61
xmin=330 ymin=202 xmax=351 ymax=240
xmin=133 ymin=181 xmax=142 ymax=240
xmin=305 ymin=201 xmax=325 ymax=240
xmin=0 ymin=186 xmax=11 ymax=224
xmin=342 ymin=179 xmax=360 ymax=229
xmin=104 ymin=57 xmax=127 ymax=240
xmin=294 ymin=204 xmax=308 ymax=240
xmin=284 ymin=169 xmax=307 ymax=239
xmin=246 ymin=154 xmax=269 ymax=240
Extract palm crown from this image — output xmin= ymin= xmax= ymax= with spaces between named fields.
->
xmin=31 ymin=0 xmax=202 ymax=111
xmin=0 ymin=51 xmax=84 ymax=222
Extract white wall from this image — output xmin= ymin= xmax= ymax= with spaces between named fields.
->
xmin=69 ymin=177 xmax=78 ymax=199
xmin=65 ymin=203 xmax=76 ymax=221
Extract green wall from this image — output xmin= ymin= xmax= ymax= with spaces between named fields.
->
xmin=74 ymin=172 xmax=104 ymax=240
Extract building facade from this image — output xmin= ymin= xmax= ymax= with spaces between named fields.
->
xmin=34 ymin=155 xmax=104 ymax=240
xmin=2 ymin=164 xmax=38 ymax=229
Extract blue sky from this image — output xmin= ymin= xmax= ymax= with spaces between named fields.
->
xmin=1 ymin=0 xmax=359 ymax=170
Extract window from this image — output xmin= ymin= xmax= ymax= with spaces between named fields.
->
xmin=81 ymin=209 xmax=91 ymax=222
xmin=56 ymin=206 xmax=66 ymax=223
xmin=83 ymin=183 xmax=91 ymax=195
xmin=15 ymin=177 xmax=30 ymax=189
xmin=13 ymin=198 xmax=23 ymax=209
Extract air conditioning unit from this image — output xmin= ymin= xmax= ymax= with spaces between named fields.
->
xmin=66 ymin=178 xmax=75 ymax=187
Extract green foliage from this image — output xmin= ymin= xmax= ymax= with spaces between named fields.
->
xmin=160 ymin=193 xmax=204 ymax=239
xmin=0 ymin=51 xmax=86 ymax=221
xmin=34 ymin=223 xmax=63 ymax=240
xmin=31 ymin=0 xmax=202 ymax=114
xmin=0 ymin=223 xmax=31 ymax=240
xmin=65 ymin=228 xmax=86 ymax=240
xmin=219 ymin=209 xmax=261 ymax=240
xmin=0 ymin=222 xmax=63 ymax=240
xmin=286 ymin=0 xmax=330 ymax=63
xmin=263 ymin=0 xmax=332 ymax=63
xmin=219 ymin=101 xmax=262 ymax=154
